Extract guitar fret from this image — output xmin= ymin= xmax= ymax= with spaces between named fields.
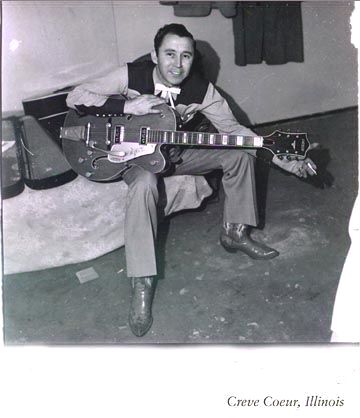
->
xmin=222 ymin=135 xmax=228 ymax=145
xmin=188 ymin=132 xmax=193 ymax=145
xmin=209 ymin=134 xmax=215 ymax=145
xmin=242 ymin=136 xmax=253 ymax=146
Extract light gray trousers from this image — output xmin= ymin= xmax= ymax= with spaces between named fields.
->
xmin=122 ymin=148 xmax=259 ymax=277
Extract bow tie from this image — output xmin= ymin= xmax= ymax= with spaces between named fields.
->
xmin=154 ymin=83 xmax=181 ymax=108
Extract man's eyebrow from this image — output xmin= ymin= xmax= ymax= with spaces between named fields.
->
xmin=163 ymin=48 xmax=193 ymax=55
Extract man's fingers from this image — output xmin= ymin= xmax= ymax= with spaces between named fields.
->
xmin=305 ymin=157 xmax=317 ymax=171
xmin=303 ymin=160 xmax=317 ymax=176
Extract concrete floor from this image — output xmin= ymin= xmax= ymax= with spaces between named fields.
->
xmin=2 ymin=108 xmax=358 ymax=344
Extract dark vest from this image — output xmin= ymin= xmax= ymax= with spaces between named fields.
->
xmin=127 ymin=61 xmax=210 ymax=106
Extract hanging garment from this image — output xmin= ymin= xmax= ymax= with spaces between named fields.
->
xmin=160 ymin=1 xmax=237 ymax=18
xmin=232 ymin=1 xmax=304 ymax=66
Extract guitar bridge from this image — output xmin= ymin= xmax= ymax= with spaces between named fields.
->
xmin=60 ymin=125 xmax=86 ymax=142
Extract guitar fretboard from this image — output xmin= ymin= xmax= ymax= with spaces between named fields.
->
xmin=143 ymin=129 xmax=264 ymax=148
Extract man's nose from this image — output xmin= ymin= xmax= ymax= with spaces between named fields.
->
xmin=175 ymin=55 xmax=182 ymax=67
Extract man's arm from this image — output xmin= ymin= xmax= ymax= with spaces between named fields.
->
xmin=66 ymin=65 xmax=129 ymax=114
xmin=196 ymin=83 xmax=259 ymax=157
xmin=66 ymin=64 xmax=165 ymax=116
xmin=198 ymin=83 xmax=317 ymax=177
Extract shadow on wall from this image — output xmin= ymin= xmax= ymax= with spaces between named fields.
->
xmin=196 ymin=40 xmax=252 ymax=126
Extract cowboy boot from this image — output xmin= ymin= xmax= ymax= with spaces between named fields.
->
xmin=129 ymin=277 xmax=156 ymax=337
xmin=220 ymin=222 xmax=279 ymax=260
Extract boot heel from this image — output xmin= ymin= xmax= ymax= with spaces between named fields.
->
xmin=220 ymin=235 xmax=238 ymax=253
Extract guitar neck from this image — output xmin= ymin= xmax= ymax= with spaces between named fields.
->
xmin=144 ymin=129 xmax=266 ymax=149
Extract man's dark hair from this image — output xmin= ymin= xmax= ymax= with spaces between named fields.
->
xmin=154 ymin=23 xmax=196 ymax=55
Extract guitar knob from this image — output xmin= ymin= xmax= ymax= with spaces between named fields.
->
xmin=117 ymin=151 xmax=126 ymax=157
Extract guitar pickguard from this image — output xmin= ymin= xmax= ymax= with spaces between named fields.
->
xmin=107 ymin=143 xmax=157 ymax=163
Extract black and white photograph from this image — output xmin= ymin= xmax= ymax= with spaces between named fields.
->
xmin=1 ymin=0 xmax=359 ymax=415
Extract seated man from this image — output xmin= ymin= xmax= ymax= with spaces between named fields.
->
xmin=66 ymin=23 xmax=317 ymax=337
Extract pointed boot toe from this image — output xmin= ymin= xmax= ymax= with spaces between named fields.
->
xmin=220 ymin=223 xmax=279 ymax=260
xmin=129 ymin=277 xmax=155 ymax=337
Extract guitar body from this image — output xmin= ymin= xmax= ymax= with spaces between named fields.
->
xmin=62 ymin=105 xmax=176 ymax=181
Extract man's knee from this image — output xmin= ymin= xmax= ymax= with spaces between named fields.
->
xmin=223 ymin=150 xmax=255 ymax=171
xmin=125 ymin=167 xmax=158 ymax=191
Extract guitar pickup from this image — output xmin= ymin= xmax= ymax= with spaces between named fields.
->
xmin=140 ymin=127 xmax=150 ymax=145
xmin=114 ymin=125 xmax=125 ymax=143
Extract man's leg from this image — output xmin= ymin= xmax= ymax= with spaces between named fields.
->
xmin=122 ymin=166 xmax=159 ymax=336
xmin=173 ymin=148 xmax=278 ymax=259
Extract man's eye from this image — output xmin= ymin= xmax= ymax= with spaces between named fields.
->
xmin=183 ymin=54 xmax=192 ymax=60
xmin=166 ymin=53 xmax=174 ymax=57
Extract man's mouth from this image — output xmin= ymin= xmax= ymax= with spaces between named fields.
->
xmin=170 ymin=69 xmax=182 ymax=76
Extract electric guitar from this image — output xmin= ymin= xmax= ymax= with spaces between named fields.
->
xmin=60 ymin=104 xmax=310 ymax=182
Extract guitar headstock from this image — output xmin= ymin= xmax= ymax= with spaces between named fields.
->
xmin=263 ymin=130 xmax=310 ymax=159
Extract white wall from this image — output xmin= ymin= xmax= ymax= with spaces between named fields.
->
xmin=2 ymin=1 xmax=120 ymax=112
xmin=2 ymin=1 xmax=357 ymax=124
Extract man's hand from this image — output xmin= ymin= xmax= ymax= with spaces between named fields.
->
xmin=272 ymin=143 xmax=320 ymax=179
xmin=124 ymin=94 xmax=166 ymax=116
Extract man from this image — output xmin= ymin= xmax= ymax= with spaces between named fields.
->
xmin=67 ymin=24 xmax=317 ymax=337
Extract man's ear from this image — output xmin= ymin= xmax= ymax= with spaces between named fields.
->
xmin=151 ymin=49 xmax=158 ymax=64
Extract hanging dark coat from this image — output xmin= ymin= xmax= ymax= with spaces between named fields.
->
xmin=232 ymin=1 xmax=304 ymax=66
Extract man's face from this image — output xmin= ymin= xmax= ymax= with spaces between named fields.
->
xmin=152 ymin=34 xmax=194 ymax=87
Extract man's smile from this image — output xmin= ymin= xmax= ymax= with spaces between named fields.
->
xmin=170 ymin=69 xmax=182 ymax=76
